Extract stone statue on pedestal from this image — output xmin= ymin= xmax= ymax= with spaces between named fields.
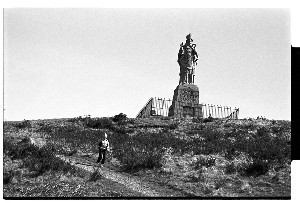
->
xmin=177 ymin=33 xmax=198 ymax=85
xmin=168 ymin=33 xmax=203 ymax=118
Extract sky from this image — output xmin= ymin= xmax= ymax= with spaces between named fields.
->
xmin=3 ymin=8 xmax=291 ymax=121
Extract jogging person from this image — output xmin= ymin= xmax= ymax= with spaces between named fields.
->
xmin=96 ymin=133 xmax=110 ymax=167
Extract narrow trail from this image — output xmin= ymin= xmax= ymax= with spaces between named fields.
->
xmin=57 ymin=155 xmax=161 ymax=197
xmin=29 ymin=135 xmax=163 ymax=197
xmin=29 ymin=134 xmax=187 ymax=197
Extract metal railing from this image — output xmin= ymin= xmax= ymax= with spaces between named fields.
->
xmin=136 ymin=97 xmax=239 ymax=119
xmin=136 ymin=97 xmax=172 ymax=118
xmin=201 ymin=104 xmax=239 ymax=119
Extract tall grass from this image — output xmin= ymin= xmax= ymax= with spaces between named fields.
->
xmin=47 ymin=119 xmax=188 ymax=172
xmin=187 ymin=123 xmax=290 ymax=176
xmin=37 ymin=117 xmax=290 ymax=176
xmin=48 ymin=126 xmax=102 ymax=154
xmin=14 ymin=120 xmax=31 ymax=129
xmin=3 ymin=138 xmax=77 ymax=177
xmin=111 ymin=132 xmax=189 ymax=171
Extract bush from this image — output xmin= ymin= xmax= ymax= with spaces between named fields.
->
xmin=14 ymin=120 xmax=31 ymax=129
xmin=3 ymin=171 xmax=14 ymax=185
xmin=194 ymin=156 xmax=216 ymax=169
xmin=4 ymin=138 xmax=76 ymax=176
xmin=190 ymin=129 xmax=224 ymax=155
xmin=160 ymin=116 xmax=171 ymax=120
xmin=68 ymin=115 xmax=90 ymax=123
xmin=49 ymin=126 xmax=102 ymax=154
xmin=225 ymin=152 xmax=253 ymax=174
xmin=167 ymin=122 xmax=179 ymax=130
xmin=112 ymin=132 xmax=188 ymax=172
xmin=235 ymin=127 xmax=290 ymax=165
xmin=192 ymin=117 xmax=203 ymax=123
xmin=112 ymin=126 xmax=134 ymax=134
xmin=244 ymin=160 xmax=269 ymax=177
xmin=225 ymin=162 xmax=236 ymax=174
xmin=223 ymin=123 xmax=231 ymax=128
xmin=89 ymin=168 xmax=102 ymax=182
xmin=224 ymin=148 xmax=237 ymax=160
xmin=112 ymin=113 xmax=127 ymax=123
xmin=126 ymin=118 xmax=135 ymax=125
xmin=113 ymin=133 xmax=163 ymax=171
xmin=38 ymin=124 xmax=53 ymax=133
xmin=84 ymin=117 xmax=113 ymax=129
xmin=222 ymin=125 xmax=290 ymax=176
xmin=203 ymin=117 xmax=213 ymax=123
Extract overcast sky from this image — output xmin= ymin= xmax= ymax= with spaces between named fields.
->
xmin=4 ymin=8 xmax=291 ymax=121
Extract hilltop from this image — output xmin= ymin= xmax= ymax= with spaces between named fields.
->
xmin=3 ymin=115 xmax=291 ymax=198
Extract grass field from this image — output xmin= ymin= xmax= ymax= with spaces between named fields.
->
xmin=3 ymin=115 xmax=291 ymax=198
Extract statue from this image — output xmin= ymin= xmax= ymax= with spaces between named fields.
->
xmin=177 ymin=33 xmax=198 ymax=85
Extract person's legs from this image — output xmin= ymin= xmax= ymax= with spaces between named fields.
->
xmin=97 ymin=149 xmax=103 ymax=163
xmin=101 ymin=150 xmax=106 ymax=164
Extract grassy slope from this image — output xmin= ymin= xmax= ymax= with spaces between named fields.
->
xmin=3 ymin=116 xmax=291 ymax=198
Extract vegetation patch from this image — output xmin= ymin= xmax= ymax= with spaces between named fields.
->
xmin=4 ymin=137 xmax=77 ymax=177
xmin=14 ymin=120 xmax=31 ymax=129
xmin=4 ymin=116 xmax=290 ymax=197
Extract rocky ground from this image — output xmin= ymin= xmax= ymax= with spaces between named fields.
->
xmin=3 ymin=116 xmax=291 ymax=198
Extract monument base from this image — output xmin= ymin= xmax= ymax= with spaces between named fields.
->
xmin=168 ymin=84 xmax=203 ymax=118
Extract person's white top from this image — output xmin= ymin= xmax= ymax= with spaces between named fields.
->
xmin=101 ymin=139 xmax=110 ymax=151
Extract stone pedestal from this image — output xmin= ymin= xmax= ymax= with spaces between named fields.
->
xmin=168 ymin=84 xmax=203 ymax=118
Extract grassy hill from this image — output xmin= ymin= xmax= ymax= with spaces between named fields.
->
xmin=3 ymin=115 xmax=291 ymax=198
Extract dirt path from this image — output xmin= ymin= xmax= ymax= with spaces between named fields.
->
xmin=28 ymin=135 xmax=164 ymax=197
xmin=28 ymin=133 xmax=189 ymax=197
xmin=57 ymin=155 xmax=161 ymax=197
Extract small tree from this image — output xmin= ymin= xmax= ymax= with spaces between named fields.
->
xmin=113 ymin=113 xmax=127 ymax=123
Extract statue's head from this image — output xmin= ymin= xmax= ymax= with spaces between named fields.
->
xmin=186 ymin=33 xmax=192 ymax=40
xmin=186 ymin=33 xmax=193 ymax=44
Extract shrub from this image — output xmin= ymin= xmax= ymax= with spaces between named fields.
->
xmin=3 ymin=171 xmax=14 ymax=185
xmin=162 ymin=128 xmax=169 ymax=133
xmin=89 ymin=169 xmax=102 ymax=182
xmin=223 ymin=123 xmax=231 ymax=128
xmin=214 ymin=178 xmax=227 ymax=190
xmin=225 ymin=152 xmax=253 ymax=174
xmin=192 ymin=117 xmax=203 ymax=123
xmin=190 ymin=129 xmax=224 ymax=155
xmin=4 ymin=138 xmax=36 ymax=160
xmin=68 ymin=115 xmax=89 ymax=122
xmin=225 ymin=162 xmax=236 ymax=174
xmin=84 ymin=117 xmax=113 ymax=129
xmin=256 ymin=127 xmax=269 ymax=137
xmin=67 ymin=117 xmax=78 ymax=122
xmin=160 ymin=116 xmax=171 ymax=120
xmin=167 ymin=122 xmax=179 ymax=130
xmin=203 ymin=117 xmax=213 ymax=123
xmin=194 ymin=156 xmax=216 ymax=169
xmin=14 ymin=120 xmax=31 ymax=129
xmin=224 ymin=148 xmax=237 ymax=160
xmin=112 ymin=113 xmax=127 ymax=123
xmin=4 ymin=138 xmax=76 ymax=176
xmin=244 ymin=160 xmax=269 ymax=177
xmin=112 ymin=132 xmax=188 ymax=172
xmin=112 ymin=126 xmax=134 ymax=134
xmin=235 ymin=127 xmax=290 ymax=165
xmin=38 ymin=124 xmax=53 ymax=133
xmin=113 ymin=134 xmax=163 ymax=171
xmin=126 ymin=118 xmax=135 ymax=125
xmin=67 ymin=115 xmax=114 ymax=129
xmin=50 ymin=126 xmax=102 ymax=154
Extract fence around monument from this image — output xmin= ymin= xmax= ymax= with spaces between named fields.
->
xmin=136 ymin=97 xmax=172 ymax=118
xmin=201 ymin=104 xmax=239 ymax=119
xmin=136 ymin=97 xmax=239 ymax=119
